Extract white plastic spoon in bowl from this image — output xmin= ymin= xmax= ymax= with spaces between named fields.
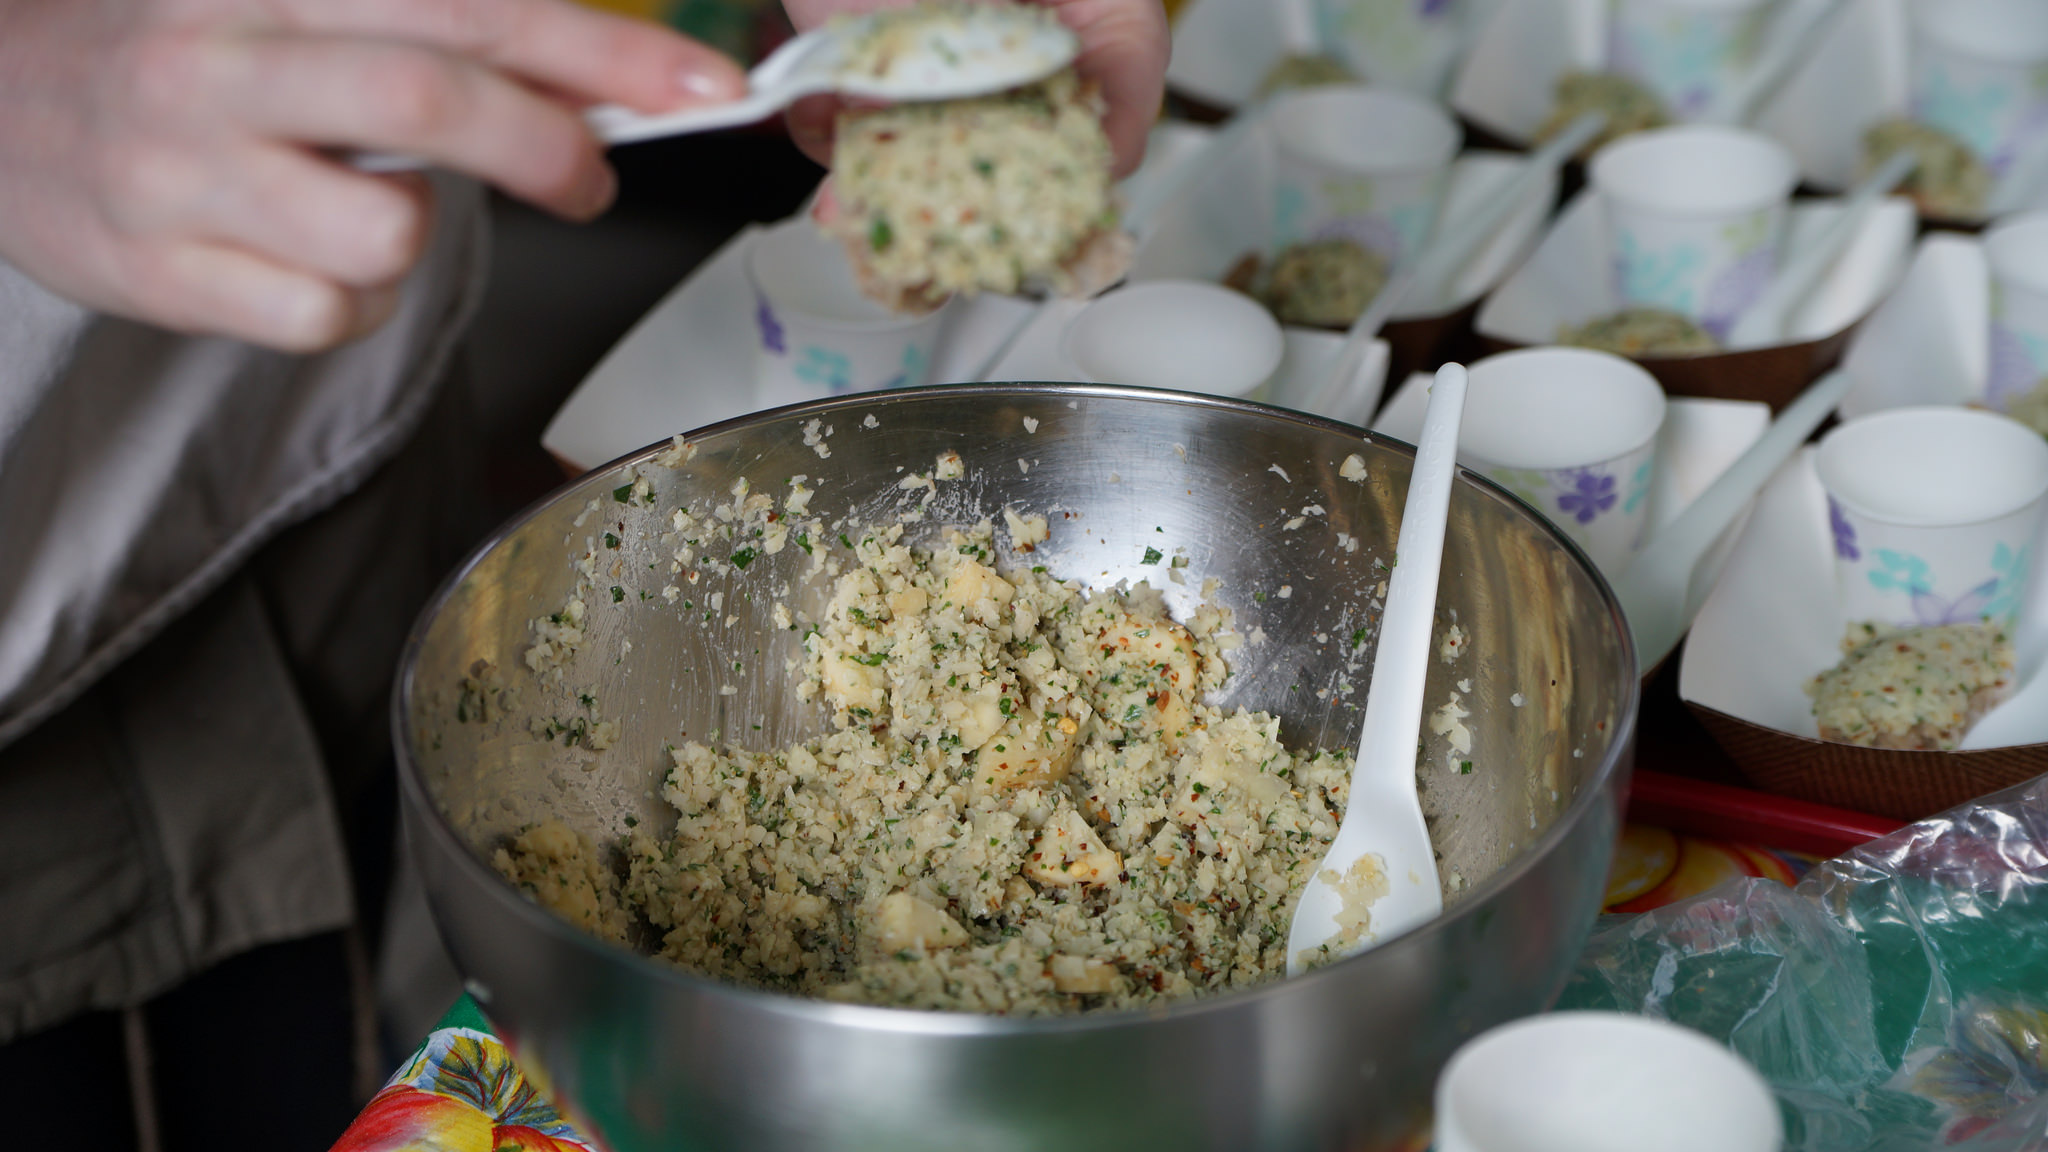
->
xmin=357 ymin=5 xmax=1077 ymax=172
xmin=1285 ymin=362 xmax=1465 ymax=976
xmin=1612 ymin=368 xmax=1851 ymax=674
xmin=1724 ymin=149 xmax=1916 ymax=349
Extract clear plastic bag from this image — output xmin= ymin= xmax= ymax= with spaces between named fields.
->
xmin=1559 ymin=774 xmax=2048 ymax=1151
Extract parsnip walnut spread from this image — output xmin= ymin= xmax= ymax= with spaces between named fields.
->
xmin=825 ymin=64 xmax=1131 ymax=311
xmin=1808 ymin=621 xmax=2014 ymax=751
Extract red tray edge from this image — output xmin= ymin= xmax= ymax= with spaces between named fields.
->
xmin=1625 ymin=770 xmax=1906 ymax=858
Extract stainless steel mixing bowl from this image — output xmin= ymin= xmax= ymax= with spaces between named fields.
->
xmin=395 ymin=384 xmax=1636 ymax=1152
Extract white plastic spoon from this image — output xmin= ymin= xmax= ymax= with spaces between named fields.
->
xmin=1299 ymin=111 xmax=1605 ymax=421
xmin=1286 ymin=362 xmax=1464 ymax=976
xmin=1613 ymin=369 xmax=1851 ymax=674
xmin=358 ymin=6 xmax=1077 ymax=172
xmin=1702 ymin=0 xmax=1850 ymax=127
xmin=1403 ymin=111 xmax=1606 ymax=312
xmin=1724 ymin=149 xmax=1916 ymax=349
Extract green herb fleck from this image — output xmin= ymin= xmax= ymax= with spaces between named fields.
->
xmin=1141 ymin=547 xmax=1163 ymax=565
xmin=731 ymin=547 xmax=758 ymax=570
xmin=612 ymin=483 xmax=633 ymax=504
xmin=610 ymin=585 xmax=625 ymax=603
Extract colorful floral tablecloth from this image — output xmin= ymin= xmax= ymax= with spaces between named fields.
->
xmin=333 ymin=998 xmax=597 ymax=1152
xmin=329 ymin=822 xmax=1809 ymax=1152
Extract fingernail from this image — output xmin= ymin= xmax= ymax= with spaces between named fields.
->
xmin=678 ymin=67 xmax=739 ymax=102
xmin=274 ymin=283 xmax=343 ymax=351
xmin=584 ymin=164 xmax=618 ymax=219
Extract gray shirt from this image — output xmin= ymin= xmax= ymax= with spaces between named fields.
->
xmin=0 ymin=178 xmax=489 ymax=1041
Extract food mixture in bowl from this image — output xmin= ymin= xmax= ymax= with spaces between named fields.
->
xmin=822 ymin=6 xmax=1131 ymax=312
xmin=1807 ymin=621 xmax=2014 ymax=751
xmin=1558 ymin=308 xmax=1720 ymax=357
xmin=498 ymin=485 xmax=1380 ymax=1015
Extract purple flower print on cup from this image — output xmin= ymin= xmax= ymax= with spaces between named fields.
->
xmin=1988 ymin=323 xmax=2039 ymax=409
xmin=1699 ymin=245 xmax=1777 ymax=342
xmin=1828 ymin=496 xmax=1860 ymax=561
xmin=755 ymin=295 xmax=786 ymax=356
xmin=1555 ymin=469 xmax=1617 ymax=525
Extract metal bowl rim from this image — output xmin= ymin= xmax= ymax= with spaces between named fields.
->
xmin=392 ymin=381 xmax=1639 ymax=1037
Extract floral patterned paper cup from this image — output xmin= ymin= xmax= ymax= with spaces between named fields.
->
xmin=1268 ymin=85 xmax=1461 ymax=264
xmin=1907 ymin=0 xmax=2048 ymax=183
xmin=1816 ymin=407 xmax=2048 ymax=632
xmin=745 ymin=220 xmax=949 ymax=408
xmin=1590 ymin=126 xmax=1798 ymax=344
xmin=1608 ymin=0 xmax=1777 ymax=122
xmin=1986 ymin=211 xmax=2048 ymax=412
xmin=1459 ymin=347 xmax=1668 ymax=577
xmin=1312 ymin=0 xmax=1469 ymax=99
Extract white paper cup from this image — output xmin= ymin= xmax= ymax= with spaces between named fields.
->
xmin=1312 ymin=0 xmax=1469 ymax=99
xmin=1459 ymin=347 xmax=1668 ymax=576
xmin=1060 ymin=280 xmax=1285 ymax=400
xmin=1268 ymin=85 xmax=1460 ymax=263
xmin=1816 ymin=407 xmax=2048 ymax=631
xmin=1608 ymin=0 xmax=1777 ymax=121
xmin=1590 ymin=126 xmax=1798 ymax=343
xmin=745 ymin=221 xmax=949 ymax=408
xmin=1986 ymin=211 xmax=2048 ymax=411
xmin=1434 ymin=1012 xmax=1782 ymax=1152
xmin=1908 ymin=0 xmax=2048 ymax=180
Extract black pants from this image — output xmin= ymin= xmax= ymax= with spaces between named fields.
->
xmin=0 ymin=931 xmax=360 ymax=1150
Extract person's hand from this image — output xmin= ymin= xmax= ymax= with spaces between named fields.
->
xmin=0 ymin=0 xmax=746 ymax=352
xmin=781 ymin=0 xmax=1168 ymax=179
